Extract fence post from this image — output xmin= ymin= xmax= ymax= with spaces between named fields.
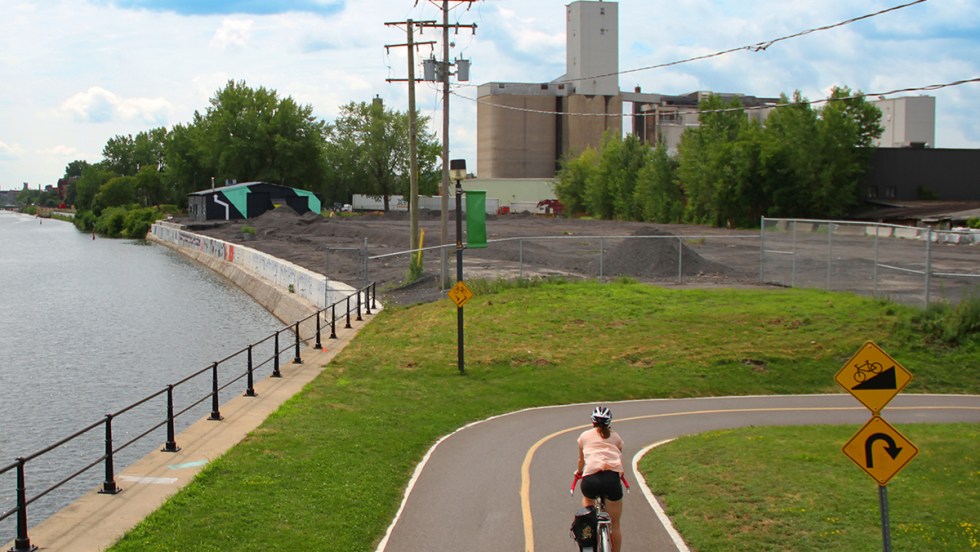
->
xmin=330 ymin=303 xmax=338 ymax=339
xmin=364 ymin=287 xmax=372 ymax=315
xmin=519 ymin=239 xmax=524 ymax=279
xmin=208 ymin=362 xmax=223 ymax=421
xmin=99 ymin=414 xmax=120 ymax=494
xmin=873 ymin=224 xmax=880 ymax=299
xmin=372 ymin=282 xmax=377 ymax=310
xmin=245 ymin=345 xmax=256 ymax=397
xmin=163 ymin=385 xmax=181 ymax=452
xmin=345 ymin=296 xmax=352 ymax=329
xmin=272 ymin=331 xmax=282 ymax=378
xmin=599 ymin=238 xmax=605 ymax=279
xmin=791 ymin=220 xmax=798 ymax=287
xmin=759 ymin=217 xmax=766 ymax=283
xmin=924 ymin=228 xmax=932 ymax=307
xmin=293 ymin=322 xmax=303 ymax=364
xmin=677 ymin=237 xmax=683 ymax=283
xmin=314 ymin=312 xmax=322 ymax=350
xmin=827 ymin=223 xmax=834 ymax=290
xmin=12 ymin=458 xmax=37 ymax=552
xmin=356 ymin=290 xmax=363 ymax=321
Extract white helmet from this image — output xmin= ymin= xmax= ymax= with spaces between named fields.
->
xmin=591 ymin=406 xmax=612 ymax=426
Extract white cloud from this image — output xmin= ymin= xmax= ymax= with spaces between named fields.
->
xmin=0 ymin=140 xmax=25 ymax=160
xmin=211 ymin=18 xmax=254 ymax=49
xmin=58 ymin=87 xmax=174 ymax=126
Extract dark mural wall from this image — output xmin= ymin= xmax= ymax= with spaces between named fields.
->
xmin=868 ymin=148 xmax=980 ymax=201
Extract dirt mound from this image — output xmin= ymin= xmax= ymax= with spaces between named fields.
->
xmin=603 ymin=228 xmax=734 ymax=278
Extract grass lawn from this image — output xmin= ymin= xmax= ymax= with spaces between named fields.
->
xmin=641 ymin=424 xmax=979 ymax=551
xmin=109 ymin=281 xmax=979 ymax=551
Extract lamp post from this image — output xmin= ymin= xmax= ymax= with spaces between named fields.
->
xmin=450 ymin=159 xmax=467 ymax=374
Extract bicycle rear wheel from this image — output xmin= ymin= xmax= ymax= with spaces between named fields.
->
xmin=598 ymin=524 xmax=612 ymax=552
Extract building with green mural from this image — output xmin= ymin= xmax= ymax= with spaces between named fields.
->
xmin=187 ymin=182 xmax=321 ymax=222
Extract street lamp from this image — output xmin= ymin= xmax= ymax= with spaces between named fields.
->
xmin=450 ymin=159 xmax=466 ymax=374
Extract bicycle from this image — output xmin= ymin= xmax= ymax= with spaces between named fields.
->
xmin=569 ymin=472 xmax=630 ymax=552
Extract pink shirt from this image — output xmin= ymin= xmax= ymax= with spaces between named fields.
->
xmin=578 ymin=428 xmax=624 ymax=476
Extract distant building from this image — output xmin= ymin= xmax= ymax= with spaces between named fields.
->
xmin=187 ymin=182 xmax=322 ymax=222
xmin=477 ymin=0 xmax=940 ymax=179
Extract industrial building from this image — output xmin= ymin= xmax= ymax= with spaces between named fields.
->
xmin=187 ymin=182 xmax=322 ymax=222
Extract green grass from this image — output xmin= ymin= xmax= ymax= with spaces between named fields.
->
xmin=109 ymin=281 xmax=979 ymax=551
xmin=641 ymin=424 xmax=979 ymax=551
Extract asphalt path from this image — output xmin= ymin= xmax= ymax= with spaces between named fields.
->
xmin=376 ymin=394 xmax=980 ymax=551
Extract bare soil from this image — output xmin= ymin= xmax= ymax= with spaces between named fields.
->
xmin=180 ymin=207 xmax=769 ymax=306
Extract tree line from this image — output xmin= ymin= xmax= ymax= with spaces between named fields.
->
xmin=61 ymin=80 xmax=440 ymax=236
xmin=555 ymin=86 xmax=883 ymax=228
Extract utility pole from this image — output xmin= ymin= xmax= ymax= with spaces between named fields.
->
xmin=415 ymin=2 xmax=476 ymax=288
xmin=385 ymin=21 xmax=436 ymax=253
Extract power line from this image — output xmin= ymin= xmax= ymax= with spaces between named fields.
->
xmin=558 ymin=0 xmax=929 ymax=85
xmin=451 ymin=76 xmax=980 ymax=119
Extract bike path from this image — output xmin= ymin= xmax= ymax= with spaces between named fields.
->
xmin=377 ymin=394 xmax=980 ymax=551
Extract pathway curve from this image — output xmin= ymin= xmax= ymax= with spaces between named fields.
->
xmin=377 ymin=394 xmax=980 ymax=551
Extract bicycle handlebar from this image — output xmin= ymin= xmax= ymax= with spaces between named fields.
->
xmin=570 ymin=472 xmax=631 ymax=495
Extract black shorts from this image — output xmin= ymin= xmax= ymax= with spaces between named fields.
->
xmin=581 ymin=470 xmax=623 ymax=502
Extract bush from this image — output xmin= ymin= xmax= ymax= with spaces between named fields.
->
xmin=905 ymin=296 xmax=980 ymax=346
xmin=123 ymin=207 xmax=161 ymax=239
xmin=95 ymin=207 xmax=127 ymax=237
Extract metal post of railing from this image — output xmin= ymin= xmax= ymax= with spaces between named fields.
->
xmin=345 ymin=297 xmax=352 ymax=329
xmin=99 ymin=414 xmax=119 ymax=494
xmin=208 ymin=362 xmax=223 ymax=421
xmin=163 ymin=385 xmax=180 ymax=452
xmin=330 ymin=303 xmax=337 ymax=339
xmin=272 ymin=332 xmax=282 ymax=378
xmin=293 ymin=322 xmax=302 ymax=364
xmin=12 ymin=458 xmax=37 ymax=552
xmin=371 ymin=283 xmax=377 ymax=310
xmin=599 ymin=238 xmax=605 ymax=279
xmin=677 ymin=237 xmax=683 ymax=283
xmin=356 ymin=290 xmax=363 ymax=322
xmin=245 ymin=345 xmax=256 ymax=397
xmin=364 ymin=288 xmax=372 ymax=315
xmin=314 ymin=312 xmax=322 ymax=350
xmin=924 ymin=228 xmax=932 ymax=308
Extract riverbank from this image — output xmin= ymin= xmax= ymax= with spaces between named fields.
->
xmin=4 ymin=228 xmax=379 ymax=552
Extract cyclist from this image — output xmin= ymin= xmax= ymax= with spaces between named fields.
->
xmin=575 ymin=406 xmax=625 ymax=552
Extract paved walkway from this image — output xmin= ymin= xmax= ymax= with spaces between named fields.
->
xmin=4 ymin=316 xmax=374 ymax=552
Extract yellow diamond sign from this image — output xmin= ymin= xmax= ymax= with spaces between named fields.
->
xmin=447 ymin=280 xmax=474 ymax=308
xmin=842 ymin=415 xmax=919 ymax=485
xmin=835 ymin=341 xmax=912 ymax=413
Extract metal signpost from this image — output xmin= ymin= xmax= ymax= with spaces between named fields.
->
xmin=835 ymin=341 xmax=918 ymax=552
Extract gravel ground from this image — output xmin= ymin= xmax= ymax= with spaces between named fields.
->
xmin=182 ymin=207 xmax=766 ymax=306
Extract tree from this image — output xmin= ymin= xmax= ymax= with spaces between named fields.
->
xmin=64 ymin=160 xmax=90 ymax=179
xmin=73 ymin=164 xmax=115 ymax=212
xmin=554 ymin=147 xmax=599 ymax=216
xmin=195 ymin=80 xmax=328 ymax=190
xmin=591 ymin=133 xmax=647 ymax=220
xmin=325 ymin=100 xmax=439 ymax=210
xmin=93 ymin=176 xmax=138 ymax=212
xmin=634 ymin=142 xmax=682 ymax=223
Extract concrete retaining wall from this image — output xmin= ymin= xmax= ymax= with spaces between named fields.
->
xmin=149 ymin=221 xmax=364 ymax=338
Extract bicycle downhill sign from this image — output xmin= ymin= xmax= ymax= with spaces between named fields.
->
xmin=834 ymin=341 xmax=913 ymax=413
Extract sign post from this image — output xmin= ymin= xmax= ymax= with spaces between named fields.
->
xmin=835 ymin=341 xmax=917 ymax=552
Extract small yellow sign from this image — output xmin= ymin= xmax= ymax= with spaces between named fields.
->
xmin=447 ymin=280 xmax=474 ymax=308
xmin=835 ymin=341 xmax=912 ymax=413
xmin=842 ymin=416 xmax=919 ymax=486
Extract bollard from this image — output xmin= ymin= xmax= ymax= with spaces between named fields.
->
xmin=208 ymin=363 xmax=223 ymax=421
xmin=330 ymin=303 xmax=337 ymax=339
xmin=293 ymin=322 xmax=303 ymax=364
xmin=272 ymin=331 xmax=282 ymax=378
xmin=12 ymin=458 xmax=37 ymax=551
xmin=99 ymin=414 xmax=120 ymax=494
xmin=244 ymin=345 xmax=256 ymax=397
xmin=162 ymin=385 xmax=181 ymax=452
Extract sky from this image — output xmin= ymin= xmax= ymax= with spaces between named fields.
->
xmin=1 ymin=0 xmax=978 ymax=189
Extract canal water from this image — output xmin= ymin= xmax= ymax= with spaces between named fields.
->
xmin=0 ymin=211 xmax=285 ymax=537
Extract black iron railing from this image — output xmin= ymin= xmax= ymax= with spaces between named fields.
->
xmin=1 ymin=283 xmax=377 ymax=551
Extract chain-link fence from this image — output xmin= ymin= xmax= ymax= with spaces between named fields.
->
xmin=761 ymin=218 xmax=979 ymax=307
